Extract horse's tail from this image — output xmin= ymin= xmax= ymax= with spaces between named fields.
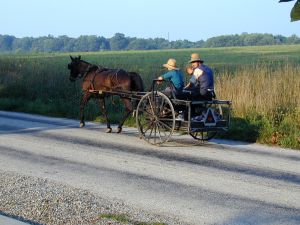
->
xmin=128 ymin=72 xmax=144 ymax=115
xmin=129 ymin=72 xmax=144 ymax=92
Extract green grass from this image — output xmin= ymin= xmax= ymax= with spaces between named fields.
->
xmin=1 ymin=45 xmax=300 ymax=149
xmin=99 ymin=213 xmax=167 ymax=225
xmin=99 ymin=213 xmax=130 ymax=223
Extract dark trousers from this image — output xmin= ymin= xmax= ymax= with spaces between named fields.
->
xmin=181 ymin=88 xmax=214 ymax=101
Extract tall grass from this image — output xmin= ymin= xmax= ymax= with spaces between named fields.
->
xmin=216 ymin=63 xmax=300 ymax=117
xmin=0 ymin=45 xmax=299 ymax=149
xmin=215 ymin=63 xmax=300 ymax=147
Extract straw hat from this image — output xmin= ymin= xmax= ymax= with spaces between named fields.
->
xmin=163 ymin=58 xmax=179 ymax=70
xmin=189 ymin=53 xmax=204 ymax=63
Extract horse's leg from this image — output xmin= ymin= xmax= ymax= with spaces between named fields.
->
xmin=79 ymin=92 xmax=91 ymax=128
xmin=98 ymin=97 xmax=112 ymax=133
xmin=117 ymin=98 xmax=133 ymax=133
xmin=131 ymin=98 xmax=139 ymax=117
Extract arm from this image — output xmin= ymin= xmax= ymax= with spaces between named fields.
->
xmin=185 ymin=75 xmax=198 ymax=89
xmin=193 ymin=68 xmax=204 ymax=79
xmin=157 ymin=71 xmax=171 ymax=84
xmin=184 ymin=82 xmax=192 ymax=89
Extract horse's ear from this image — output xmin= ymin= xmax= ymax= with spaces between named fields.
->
xmin=70 ymin=55 xmax=74 ymax=61
xmin=78 ymin=55 xmax=81 ymax=60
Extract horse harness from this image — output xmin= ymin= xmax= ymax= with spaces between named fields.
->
xmin=84 ymin=66 xmax=127 ymax=91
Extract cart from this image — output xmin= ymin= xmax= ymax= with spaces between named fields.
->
xmin=91 ymin=79 xmax=231 ymax=145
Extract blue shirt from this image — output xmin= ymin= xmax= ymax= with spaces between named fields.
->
xmin=162 ymin=70 xmax=184 ymax=90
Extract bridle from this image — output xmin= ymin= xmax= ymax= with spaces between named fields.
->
xmin=69 ymin=60 xmax=93 ymax=81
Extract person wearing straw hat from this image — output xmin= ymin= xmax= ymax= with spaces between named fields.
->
xmin=184 ymin=53 xmax=215 ymax=100
xmin=157 ymin=58 xmax=184 ymax=98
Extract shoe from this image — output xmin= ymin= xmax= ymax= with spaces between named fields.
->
xmin=192 ymin=115 xmax=204 ymax=122
xmin=176 ymin=114 xmax=184 ymax=121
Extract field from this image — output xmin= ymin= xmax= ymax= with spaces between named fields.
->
xmin=0 ymin=45 xmax=300 ymax=149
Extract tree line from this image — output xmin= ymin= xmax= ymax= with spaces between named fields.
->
xmin=0 ymin=32 xmax=300 ymax=53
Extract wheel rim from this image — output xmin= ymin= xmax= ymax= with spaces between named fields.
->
xmin=189 ymin=131 xmax=217 ymax=141
xmin=136 ymin=92 xmax=175 ymax=145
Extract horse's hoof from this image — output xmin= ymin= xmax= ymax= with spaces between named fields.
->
xmin=79 ymin=122 xmax=85 ymax=128
xmin=117 ymin=127 xmax=122 ymax=133
xmin=106 ymin=128 xmax=112 ymax=133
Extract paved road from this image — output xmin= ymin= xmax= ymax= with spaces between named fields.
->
xmin=0 ymin=215 xmax=30 ymax=225
xmin=0 ymin=111 xmax=300 ymax=225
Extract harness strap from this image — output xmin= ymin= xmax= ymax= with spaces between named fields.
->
xmin=89 ymin=72 xmax=98 ymax=91
xmin=80 ymin=64 xmax=93 ymax=79
xmin=109 ymin=70 xmax=120 ymax=89
xmin=85 ymin=68 xmax=128 ymax=93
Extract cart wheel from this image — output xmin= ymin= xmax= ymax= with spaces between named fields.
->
xmin=189 ymin=103 xmax=222 ymax=141
xmin=136 ymin=92 xmax=175 ymax=145
xmin=189 ymin=131 xmax=217 ymax=141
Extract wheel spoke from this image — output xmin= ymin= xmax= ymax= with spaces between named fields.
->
xmin=157 ymin=120 xmax=173 ymax=131
xmin=142 ymin=107 xmax=155 ymax=116
xmin=147 ymin=124 xmax=154 ymax=141
xmin=156 ymin=122 xmax=167 ymax=139
xmin=154 ymin=123 xmax=162 ymax=143
xmin=142 ymin=122 xmax=153 ymax=135
xmin=147 ymin=95 xmax=155 ymax=115
xmin=154 ymin=122 xmax=157 ymax=144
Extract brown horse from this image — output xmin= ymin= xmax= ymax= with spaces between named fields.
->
xmin=67 ymin=56 xmax=144 ymax=133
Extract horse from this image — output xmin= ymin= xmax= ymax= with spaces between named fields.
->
xmin=67 ymin=55 xmax=144 ymax=133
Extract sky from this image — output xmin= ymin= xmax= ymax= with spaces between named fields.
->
xmin=0 ymin=0 xmax=299 ymax=41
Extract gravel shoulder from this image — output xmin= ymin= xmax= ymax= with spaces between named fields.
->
xmin=0 ymin=170 xmax=180 ymax=225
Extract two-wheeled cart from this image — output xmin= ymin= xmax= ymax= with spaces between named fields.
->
xmin=90 ymin=80 xmax=232 ymax=145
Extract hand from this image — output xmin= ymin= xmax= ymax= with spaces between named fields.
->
xmin=156 ymin=77 xmax=163 ymax=84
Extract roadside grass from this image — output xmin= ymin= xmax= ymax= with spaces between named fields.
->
xmin=0 ymin=45 xmax=300 ymax=149
xmin=99 ymin=213 xmax=167 ymax=225
xmin=99 ymin=213 xmax=130 ymax=223
xmin=215 ymin=62 xmax=300 ymax=148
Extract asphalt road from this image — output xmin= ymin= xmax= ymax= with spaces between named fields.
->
xmin=0 ymin=110 xmax=300 ymax=225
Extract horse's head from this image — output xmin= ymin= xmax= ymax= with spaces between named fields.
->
xmin=68 ymin=55 xmax=84 ymax=82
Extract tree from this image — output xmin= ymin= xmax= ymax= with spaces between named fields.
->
xmin=12 ymin=37 xmax=33 ymax=52
xmin=127 ymin=38 xmax=155 ymax=50
xmin=109 ymin=33 xmax=129 ymax=50
xmin=0 ymin=35 xmax=15 ymax=51
xmin=279 ymin=0 xmax=300 ymax=21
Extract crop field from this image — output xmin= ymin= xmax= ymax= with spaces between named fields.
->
xmin=0 ymin=45 xmax=300 ymax=148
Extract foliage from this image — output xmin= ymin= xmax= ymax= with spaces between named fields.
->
xmin=1 ymin=33 xmax=300 ymax=53
xmin=110 ymin=33 xmax=129 ymax=50
xmin=279 ymin=0 xmax=300 ymax=21
xmin=99 ymin=213 xmax=167 ymax=225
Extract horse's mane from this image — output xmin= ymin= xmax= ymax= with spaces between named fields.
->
xmin=86 ymin=63 xmax=109 ymax=73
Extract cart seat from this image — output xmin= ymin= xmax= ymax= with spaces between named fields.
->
xmin=176 ymin=89 xmax=215 ymax=101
